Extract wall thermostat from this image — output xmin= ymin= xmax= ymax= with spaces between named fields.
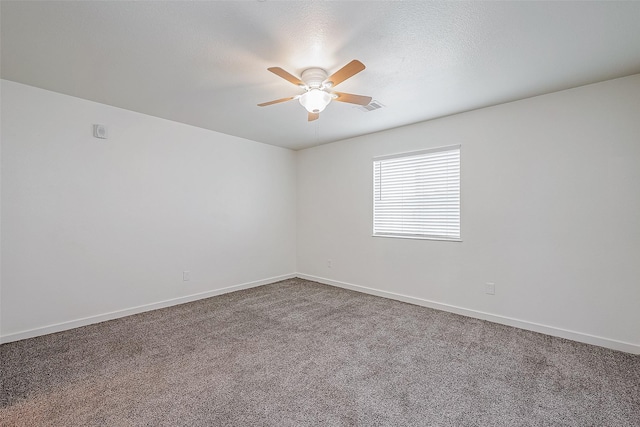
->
xmin=93 ymin=124 xmax=108 ymax=139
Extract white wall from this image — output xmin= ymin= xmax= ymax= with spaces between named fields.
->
xmin=1 ymin=80 xmax=297 ymax=341
xmin=3 ymin=75 xmax=639 ymax=353
xmin=297 ymin=74 xmax=640 ymax=353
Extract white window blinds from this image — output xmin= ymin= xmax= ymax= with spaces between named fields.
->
xmin=373 ymin=145 xmax=460 ymax=240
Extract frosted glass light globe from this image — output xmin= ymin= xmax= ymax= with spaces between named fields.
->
xmin=299 ymin=89 xmax=331 ymax=113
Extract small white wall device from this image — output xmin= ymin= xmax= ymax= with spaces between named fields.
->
xmin=93 ymin=124 xmax=108 ymax=139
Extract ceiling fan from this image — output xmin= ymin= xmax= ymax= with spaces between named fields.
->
xmin=258 ymin=60 xmax=372 ymax=122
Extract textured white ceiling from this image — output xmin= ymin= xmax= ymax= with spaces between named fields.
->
xmin=2 ymin=1 xmax=640 ymax=150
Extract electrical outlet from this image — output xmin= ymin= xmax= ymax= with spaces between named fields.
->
xmin=327 ymin=259 xmax=332 ymax=268
xmin=183 ymin=271 xmax=190 ymax=282
xmin=485 ymin=282 xmax=495 ymax=295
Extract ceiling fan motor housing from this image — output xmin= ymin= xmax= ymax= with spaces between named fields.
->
xmin=301 ymin=68 xmax=328 ymax=89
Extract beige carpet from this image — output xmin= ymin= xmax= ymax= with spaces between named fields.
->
xmin=1 ymin=278 xmax=639 ymax=426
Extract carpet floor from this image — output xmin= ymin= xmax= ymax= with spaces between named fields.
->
xmin=1 ymin=278 xmax=639 ymax=426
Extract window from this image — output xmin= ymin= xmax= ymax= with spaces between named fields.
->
xmin=373 ymin=145 xmax=460 ymax=241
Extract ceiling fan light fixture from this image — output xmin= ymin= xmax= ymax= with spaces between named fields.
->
xmin=299 ymin=89 xmax=331 ymax=113
xmin=258 ymin=60 xmax=369 ymax=120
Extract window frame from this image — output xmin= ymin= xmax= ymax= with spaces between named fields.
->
xmin=372 ymin=145 xmax=461 ymax=242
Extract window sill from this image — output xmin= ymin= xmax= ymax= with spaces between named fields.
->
xmin=372 ymin=234 xmax=462 ymax=242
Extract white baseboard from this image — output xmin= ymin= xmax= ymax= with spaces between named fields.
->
xmin=296 ymin=273 xmax=640 ymax=355
xmin=0 ymin=273 xmax=296 ymax=344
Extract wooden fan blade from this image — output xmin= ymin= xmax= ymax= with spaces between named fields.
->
xmin=333 ymin=92 xmax=372 ymax=106
xmin=308 ymin=112 xmax=319 ymax=122
xmin=257 ymin=96 xmax=296 ymax=107
xmin=324 ymin=60 xmax=365 ymax=87
xmin=268 ymin=67 xmax=305 ymax=86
